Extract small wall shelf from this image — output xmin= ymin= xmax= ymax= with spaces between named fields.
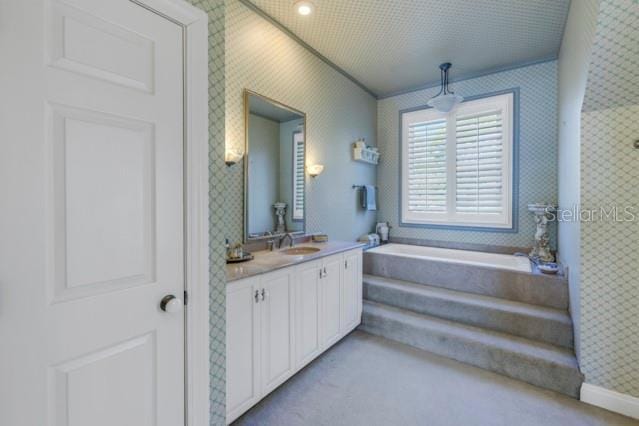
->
xmin=353 ymin=146 xmax=380 ymax=165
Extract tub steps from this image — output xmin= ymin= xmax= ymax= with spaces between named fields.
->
xmin=363 ymin=275 xmax=574 ymax=349
xmin=360 ymin=274 xmax=583 ymax=398
xmin=363 ymin=250 xmax=569 ymax=309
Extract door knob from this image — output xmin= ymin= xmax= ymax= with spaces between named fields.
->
xmin=160 ymin=295 xmax=183 ymax=313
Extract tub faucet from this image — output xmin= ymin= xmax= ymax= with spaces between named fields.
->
xmin=279 ymin=233 xmax=294 ymax=248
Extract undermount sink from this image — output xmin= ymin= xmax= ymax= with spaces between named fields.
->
xmin=282 ymin=246 xmax=321 ymax=255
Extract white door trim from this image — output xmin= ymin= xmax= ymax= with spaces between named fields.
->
xmin=130 ymin=1 xmax=210 ymax=425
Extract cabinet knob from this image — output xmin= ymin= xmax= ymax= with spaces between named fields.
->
xmin=254 ymin=289 xmax=260 ymax=303
xmin=260 ymin=288 xmax=267 ymax=301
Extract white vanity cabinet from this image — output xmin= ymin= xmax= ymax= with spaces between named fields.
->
xmin=226 ymin=277 xmax=261 ymax=421
xmin=226 ymin=267 xmax=295 ymax=422
xmin=226 ymin=248 xmax=363 ymax=424
xmin=319 ymin=253 xmax=343 ymax=349
xmin=259 ymin=269 xmax=295 ymax=395
xmin=295 ymin=259 xmax=323 ymax=367
xmin=341 ymin=249 xmax=363 ymax=332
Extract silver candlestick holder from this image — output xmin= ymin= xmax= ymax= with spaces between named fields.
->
xmin=273 ymin=202 xmax=287 ymax=234
xmin=527 ymin=203 xmax=556 ymax=263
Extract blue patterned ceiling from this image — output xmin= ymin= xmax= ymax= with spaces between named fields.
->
xmin=246 ymin=0 xmax=571 ymax=97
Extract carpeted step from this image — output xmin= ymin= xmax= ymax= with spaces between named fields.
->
xmin=363 ymin=251 xmax=569 ymax=309
xmin=363 ymin=274 xmax=574 ymax=349
xmin=360 ymin=301 xmax=583 ymax=398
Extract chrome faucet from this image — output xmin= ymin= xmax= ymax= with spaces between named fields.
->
xmin=279 ymin=233 xmax=294 ymax=248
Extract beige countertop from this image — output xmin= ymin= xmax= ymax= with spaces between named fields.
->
xmin=226 ymin=240 xmax=365 ymax=283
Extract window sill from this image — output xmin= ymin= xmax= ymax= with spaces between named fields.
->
xmin=399 ymin=220 xmax=517 ymax=233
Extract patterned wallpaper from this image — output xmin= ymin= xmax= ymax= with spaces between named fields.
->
xmin=187 ymin=1 xmax=377 ymax=423
xmin=377 ymin=61 xmax=559 ymax=249
xmin=580 ymin=0 xmax=639 ymax=398
xmin=185 ymin=0 xmax=639 ymax=419
xmin=247 ymin=0 xmax=569 ymax=97
xmin=225 ymin=0 xmax=378 ymax=244
xmin=582 ymin=0 xmax=639 ymax=112
xmin=185 ymin=0 xmax=227 ymax=424
xmin=581 ymin=105 xmax=639 ymax=397
xmin=557 ymin=0 xmax=600 ymax=362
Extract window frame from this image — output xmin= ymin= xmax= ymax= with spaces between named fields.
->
xmin=399 ymin=89 xmax=519 ymax=232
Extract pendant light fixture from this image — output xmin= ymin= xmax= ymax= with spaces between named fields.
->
xmin=427 ymin=62 xmax=463 ymax=113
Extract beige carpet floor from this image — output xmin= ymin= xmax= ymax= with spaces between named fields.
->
xmin=234 ymin=330 xmax=638 ymax=426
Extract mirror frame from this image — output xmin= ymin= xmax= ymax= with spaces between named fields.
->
xmin=243 ymin=89 xmax=307 ymax=242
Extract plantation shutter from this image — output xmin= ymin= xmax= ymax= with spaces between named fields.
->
xmin=292 ymin=132 xmax=304 ymax=220
xmin=407 ymin=118 xmax=447 ymax=212
xmin=455 ymin=109 xmax=504 ymax=214
xmin=401 ymin=92 xmax=512 ymax=228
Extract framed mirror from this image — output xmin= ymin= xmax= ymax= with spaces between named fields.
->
xmin=244 ymin=90 xmax=306 ymax=241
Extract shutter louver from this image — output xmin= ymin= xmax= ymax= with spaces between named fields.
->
xmin=292 ymin=135 xmax=304 ymax=220
xmin=407 ymin=119 xmax=447 ymax=212
xmin=455 ymin=109 xmax=504 ymax=214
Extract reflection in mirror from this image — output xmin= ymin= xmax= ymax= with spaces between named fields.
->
xmin=245 ymin=91 xmax=306 ymax=241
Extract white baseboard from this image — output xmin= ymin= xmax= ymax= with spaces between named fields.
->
xmin=581 ymin=383 xmax=639 ymax=420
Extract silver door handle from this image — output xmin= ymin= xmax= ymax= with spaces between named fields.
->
xmin=255 ymin=289 xmax=260 ymax=303
xmin=160 ymin=295 xmax=183 ymax=313
xmin=261 ymin=288 xmax=267 ymax=301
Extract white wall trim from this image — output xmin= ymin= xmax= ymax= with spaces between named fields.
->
xmin=581 ymin=383 xmax=639 ymax=420
xmin=132 ymin=1 xmax=210 ymax=425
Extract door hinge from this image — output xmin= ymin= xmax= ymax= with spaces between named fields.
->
xmin=183 ymin=290 xmax=189 ymax=306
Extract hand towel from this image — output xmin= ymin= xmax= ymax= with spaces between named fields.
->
xmin=364 ymin=185 xmax=377 ymax=211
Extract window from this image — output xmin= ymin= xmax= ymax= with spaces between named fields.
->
xmin=401 ymin=92 xmax=514 ymax=229
xmin=292 ymin=130 xmax=305 ymax=220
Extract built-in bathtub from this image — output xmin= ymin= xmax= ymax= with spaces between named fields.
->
xmin=364 ymin=243 xmax=568 ymax=309
xmin=367 ymin=243 xmax=531 ymax=273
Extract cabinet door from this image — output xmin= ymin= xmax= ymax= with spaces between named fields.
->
xmin=260 ymin=270 xmax=295 ymax=394
xmin=226 ymin=278 xmax=261 ymax=422
xmin=321 ymin=254 xmax=342 ymax=348
xmin=341 ymin=250 xmax=362 ymax=333
xmin=295 ymin=261 xmax=322 ymax=367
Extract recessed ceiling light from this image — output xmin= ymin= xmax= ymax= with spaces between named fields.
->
xmin=294 ymin=0 xmax=315 ymax=16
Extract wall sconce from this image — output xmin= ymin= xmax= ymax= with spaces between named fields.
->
xmin=225 ymin=149 xmax=243 ymax=167
xmin=307 ymin=164 xmax=324 ymax=177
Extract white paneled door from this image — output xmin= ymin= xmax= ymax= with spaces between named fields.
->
xmin=48 ymin=1 xmax=185 ymax=424
xmin=3 ymin=0 xmax=186 ymax=424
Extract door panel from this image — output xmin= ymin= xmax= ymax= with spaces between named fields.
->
xmin=43 ymin=1 xmax=185 ymax=425
xmin=226 ymin=280 xmax=260 ymax=419
xmin=50 ymin=333 xmax=155 ymax=426
xmin=261 ymin=271 xmax=294 ymax=394
xmin=341 ymin=251 xmax=361 ymax=332
xmin=321 ymin=255 xmax=342 ymax=348
xmin=50 ymin=105 xmax=156 ymax=302
xmin=48 ymin=0 xmax=155 ymax=92
xmin=296 ymin=261 xmax=321 ymax=367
